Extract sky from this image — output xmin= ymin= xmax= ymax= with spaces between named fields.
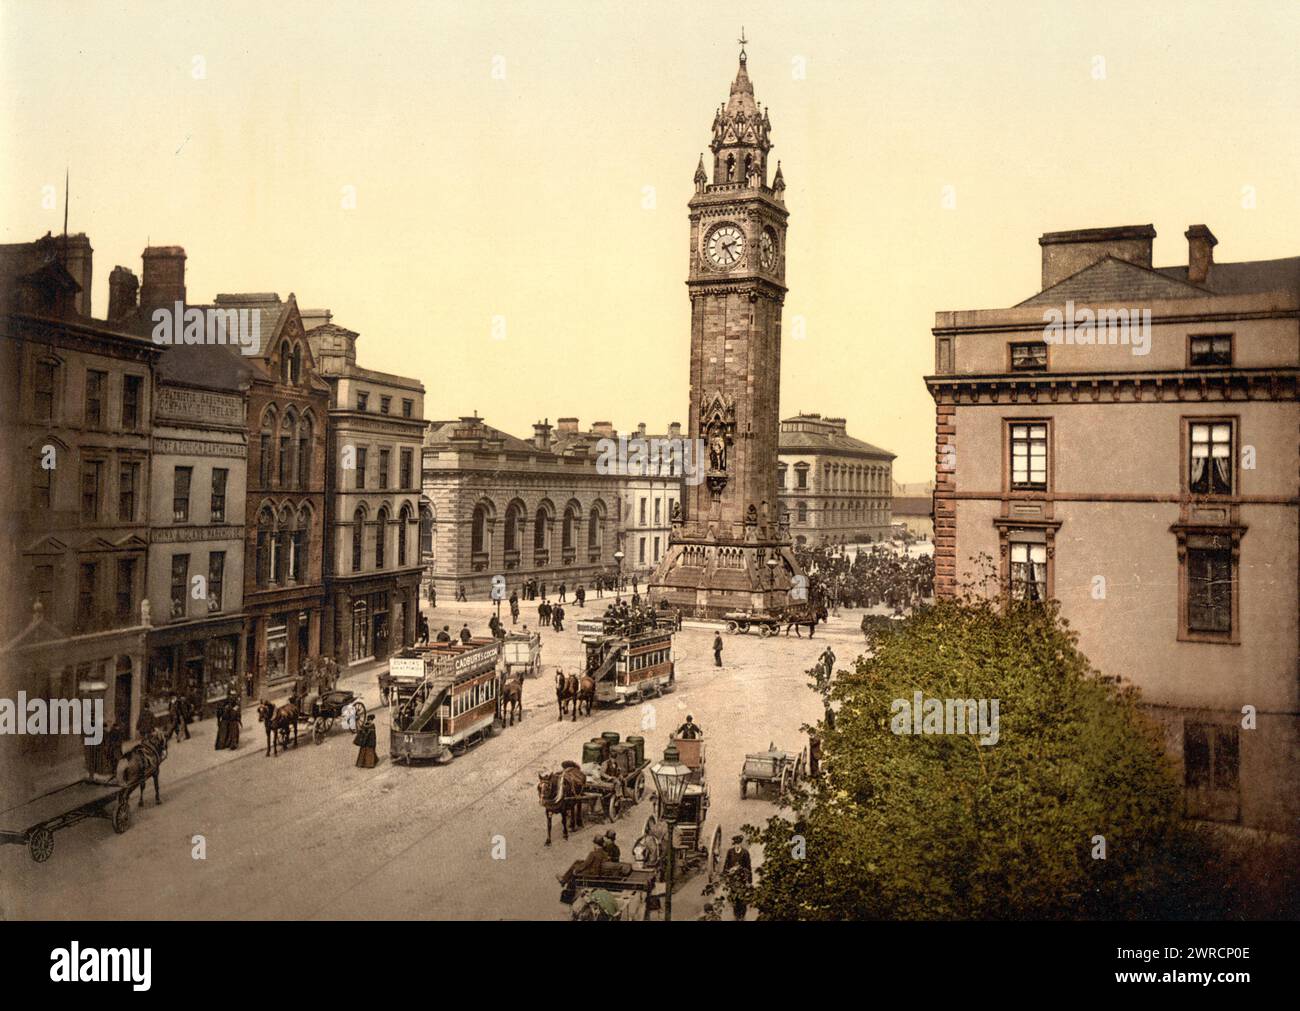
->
xmin=3 ymin=0 xmax=1298 ymax=482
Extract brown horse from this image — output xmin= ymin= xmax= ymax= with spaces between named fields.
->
xmin=783 ymin=604 xmax=828 ymax=638
xmin=256 ymin=696 xmax=301 ymax=756
xmin=117 ymin=730 xmax=168 ymax=807
xmin=555 ymin=670 xmax=577 ymax=720
xmin=500 ymin=675 xmax=524 ymax=726
xmin=538 ymin=761 xmax=586 ymax=845
xmin=575 ymin=675 xmax=595 ymax=718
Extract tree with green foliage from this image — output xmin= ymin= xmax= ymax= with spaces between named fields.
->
xmin=746 ymin=594 xmax=1202 ymax=919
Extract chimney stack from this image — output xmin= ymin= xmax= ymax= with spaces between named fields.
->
xmin=58 ymin=234 xmax=93 ymax=316
xmin=556 ymin=417 xmax=579 ymax=435
xmin=668 ymin=422 xmax=682 ymax=439
xmin=532 ymin=419 xmax=553 ymax=450
xmin=1038 ymin=225 xmax=1155 ymax=291
xmin=140 ymin=246 xmax=186 ymax=316
xmin=108 ymin=266 xmax=139 ymax=322
xmin=1185 ymin=224 xmax=1217 ymax=286
xmin=590 ymin=421 xmax=615 ymax=438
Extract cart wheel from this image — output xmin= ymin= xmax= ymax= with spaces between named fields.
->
xmin=780 ymin=765 xmax=794 ymax=799
xmin=112 ymin=797 xmax=132 ymax=834
xmin=796 ymin=746 xmax=808 ymax=782
xmin=739 ymin=778 xmax=747 ymax=800
xmin=708 ymin=825 xmax=723 ymax=881
xmin=29 ymin=826 xmax=54 ymax=863
xmin=726 ymin=621 xmax=739 ymax=634
xmin=758 ymin=623 xmax=772 ymax=638
xmin=606 ymin=792 xmax=621 ymax=822
xmin=632 ymin=772 xmax=646 ymax=802
xmin=313 ymin=717 xmax=328 ymax=744
xmin=354 ymin=701 xmax=367 ymax=725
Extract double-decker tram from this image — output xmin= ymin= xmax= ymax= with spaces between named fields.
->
xmin=388 ymin=638 xmax=502 ymax=764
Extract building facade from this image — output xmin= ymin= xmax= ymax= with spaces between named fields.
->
xmin=650 ymin=42 xmax=803 ymax=617
xmin=928 ymin=222 xmax=1299 ymax=834
xmin=422 ymin=416 xmax=620 ymax=600
xmin=616 ymin=421 xmax=686 ymax=576
xmin=777 ymin=413 xmax=895 ymax=547
xmin=892 ymin=480 xmax=936 ymax=541
xmin=307 ymin=316 xmax=426 ymax=666
xmin=0 ymin=233 xmax=159 ymax=799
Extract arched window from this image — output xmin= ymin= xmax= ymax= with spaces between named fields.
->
xmin=375 ymin=507 xmax=389 ymax=569
xmin=797 ymin=501 xmax=808 ymax=524
xmin=352 ymin=508 xmax=365 ymax=573
xmin=297 ymin=415 xmax=313 ymax=488
xmin=471 ymin=504 xmax=489 ymax=556
xmin=533 ymin=503 xmax=552 ymax=564
xmin=398 ymin=504 xmax=412 ymax=567
xmin=291 ymin=507 xmax=310 ymax=582
xmin=290 ymin=344 xmax=301 ymax=384
xmin=279 ymin=341 xmax=291 ymax=384
xmin=274 ymin=507 xmax=292 ymax=583
xmin=562 ymin=502 xmax=580 ymax=551
xmin=588 ymin=503 xmax=603 ymax=552
xmin=419 ymin=503 xmax=434 ymax=559
xmin=278 ymin=411 xmax=296 ymax=487
xmin=259 ymin=409 xmax=277 ymax=486
xmin=504 ymin=501 xmax=523 ymax=554
xmin=256 ymin=506 xmax=274 ymax=585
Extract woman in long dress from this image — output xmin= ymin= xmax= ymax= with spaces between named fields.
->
xmin=355 ymin=714 xmax=378 ymax=768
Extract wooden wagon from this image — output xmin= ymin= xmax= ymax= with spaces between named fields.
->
xmin=0 ymin=778 xmax=136 ymax=863
xmin=722 ymin=610 xmax=782 ymax=637
xmin=739 ymin=742 xmax=807 ymax=800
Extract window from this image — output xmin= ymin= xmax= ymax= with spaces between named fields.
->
xmin=280 ymin=342 xmax=291 ymax=384
xmin=33 ymin=563 xmax=54 ymax=614
xmin=32 ymin=457 xmax=52 ymax=509
xmin=34 ymin=359 xmax=58 ymax=421
xmin=170 ymin=554 xmax=189 ymax=619
xmin=352 ymin=511 xmax=364 ymax=573
xmin=379 ymin=449 xmax=390 ymax=489
xmin=402 ymin=399 xmax=413 ymax=418
xmin=118 ymin=462 xmax=139 ymax=521
xmin=259 ymin=432 xmax=272 ymax=485
xmin=85 ymin=370 xmax=106 ymax=426
xmin=1010 ymin=423 xmax=1047 ymax=490
xmin=1187 ymin=538 xmax=1232 ymax=635
xmin=1189 ymin=421 xmax=1232 ymax=495
xmin=654 ymin=498 xmax=661 ymax=525
xmin=278 ymin=434 xmax=291 ymax=486
xmin=1184 ymin=723 xmax=1239 ymax=822
xmin=1010 ymin=342 xmax=1047 ymax=371
xmin=355 ymin=448 xmax=367 ymax=490
xmin=398 ymin=507 xmax=410 ymax=566
xmin=115 ymin=559 xmax=135 ymax=622
xmin=380 ymin=396 xmax=391 ymax=415
xmin=290 ymin=523 xmax=305 ymax=582
xmin=122 ymin=375 xmax=142 ymax=430
xmin=399 ymin=448 xmax=413 ymax=490
xmin=639 ymin=498 xmax=647 ymax=525
xmin=80 ymin=459 xmax=102 ymax=522
xmin=211 ymin=468 xmax=228 ymax=523
xmin=639 ymin=537 xmax=646 ymax=564
xmin=297 ymin=419 xmax=312 ymax=488
xmin=290 ymin=345 xmax=301 ymax=383
xmin=172 ymin=467 xmax=193 ymax=522
xmin=208 ymin=552 xmax=224 ymax=613
xmin=796 ymin=501 xmax=807 ymax=523
xmin=1009 ymin=542 xmax=1047 ymax=601
xmin=795 ymin=465 xmax=808 ymax=490
xmin=77 ymin=562 xmax=98 ymax=628
xmin=375 ymin=511 xmax=387 ymax=569
xmin=777 ymin=466 xmax=786 ymax=489
xmin=356 ymin=392 xmax=369 ymax=411
xmin=256 ymin=510 xmax=272 ymax=586
xmin=1190 ymin=335 xmax=1232 ymax=368
xmin=653 ymin=536 xmax=660 ymax=561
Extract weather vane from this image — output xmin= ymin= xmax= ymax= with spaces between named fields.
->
xmin=738 ymin=26 xmax=748 ymax=60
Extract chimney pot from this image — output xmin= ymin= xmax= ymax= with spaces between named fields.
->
xmin=1185 ymin=224 xmax=1218 ymax=286
xmin=140 ymin=245 xmax=187 ymax=315
xmin=108 ymin=266 xmax=139 ymax=322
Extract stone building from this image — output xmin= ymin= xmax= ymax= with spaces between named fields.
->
xmin=650 ymin=41 xmax=804 ymax=616
xmin=891 ymin=480 xmax=936 ymax=541
xmin=422 ymin=416 xmax=620 ymax=600
xmin=927 ymin=222 xmax=1299 ymax=834
xmin=305 ymin=313 xmax=426 ymax=666
xmin=777 ymin=413 xmax=895 ymax=546
xmin=608 ymin=421 xmax=686 ymax=577
xmin=214 ymin=291 xmax=330 ymax=694
xmin=0 ymin=233 xmax=159 ymax=798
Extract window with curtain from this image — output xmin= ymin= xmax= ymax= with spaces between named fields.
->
xmin=1010 ymin=423 xmax=1047 ymax=490
xmin=1189 ymin=421 xmax=1232 ymax=495
xmin=1009 ymin=541 xmax=1047 ymax=601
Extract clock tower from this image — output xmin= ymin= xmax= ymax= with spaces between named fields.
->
xmin=649 ymin=36 xmax=805 ymax=618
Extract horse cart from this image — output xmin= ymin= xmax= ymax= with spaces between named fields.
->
xmin=561 ymin=869 xmax=658 ymax=917
xmin=631 ymin=735 xmax=723 ymax=883
xmin=388 ymin=639 xmax=503 ymax=764
xmin=722 ymin=610 xmax=782 ymax=638
xmin=303 ymin=688 xmax=366 ymax=745
xmin=739 ymin=742 xmax=807 ymax=800
xmin=0 ymin=778 xmax=136 ymax=863
xmin=575 ymin=732 xmax=651 ymax=823
xmin=502 ymin=631 xmax=542 ymax=680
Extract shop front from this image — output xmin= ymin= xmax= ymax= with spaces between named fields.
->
xmin=145 ymin=617 xmax=245 ymax=719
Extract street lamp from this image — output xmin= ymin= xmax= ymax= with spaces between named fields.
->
xmin=650 ymin=742 xmax=691 ymax=922
xmin=766 ymin=553 xmax=778 ymax=592
xmin=613 ymin=548 xmax=625 ymax=601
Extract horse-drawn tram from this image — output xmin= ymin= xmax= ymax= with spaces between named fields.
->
xmin=389 ymin=638 xmax=502 ymax=764
xmin=579 ymin=619 xmax=675 ymax=705
xmin=0 ymin=778 xmax=135 ymax=863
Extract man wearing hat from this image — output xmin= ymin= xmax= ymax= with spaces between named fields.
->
xmin=676 ymin=715 xmax=702 ymax=739
xmin=436 ymin=625 xmax=452 ymax=643
xmin=601 ymin=830 xmax=620 ymax=862
xmin=713 ymin=632 xmax=724 ymax=667
xmin=558 ymin=835 xmax=611 ymax=887
xmin=722 ymin=834 xmax=753 ymax=920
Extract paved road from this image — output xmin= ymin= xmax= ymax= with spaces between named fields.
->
xmin=1 ymin=601 xmax=865 ymax=920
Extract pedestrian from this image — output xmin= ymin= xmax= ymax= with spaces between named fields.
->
xmin=429 ymin=584 xmax=437 ymax=608
xmin=509 ymin=591 xmax=519 ymax=624
xmin=459 ymin=622 xmax=472 ymax=644
xmin=354 ymin=714 xmax=378 ymax=768
xmin=554 ymin=603 xmax=565 ymax=632
xmin=540 ymin=581 xmax=547 ymax=601
xmin=713 ymin=632 xmax=723 ymax=667
xmin=558 ymin=582 xmax=566 ymax=603
xmin=418 ymin=615 xmax=430 ymax=644
xmin=436 ymin=624 xmax=452 ymax=643
xmin=170 ymin=694 xmax=190 ymax=742
xmin=214 ymin=697 xmax=230 ymax=750
xmin=225 ymin=693 xmax=242 ymax=750
xmin=576 ymin=584 xmax=585 ymax=608
xmin=456 ymin=582 xmax=467 ymax=602
xmin=676 ymin=714 xmax=703 ymax=738
xmin=722 ymin=835 xmax=753 ymax=920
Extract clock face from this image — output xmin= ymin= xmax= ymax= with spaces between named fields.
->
xmin=760 ymin=228 xmax=778 ymax=271
xmin=705 ymin=224 xmax=745 ymax=269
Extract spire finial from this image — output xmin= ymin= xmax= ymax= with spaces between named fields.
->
xmin=738 ymin=27 xmax=748 ymax=63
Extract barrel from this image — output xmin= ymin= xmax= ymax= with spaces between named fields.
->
xmin=626 ymin=735 xmax=644 ymax=766
xmin=611 ymin=743 xmax=635 ymax=774
xmin=589 ymin=737 xmax=610 ymax=761
xmin=601 ymin=731 xmax=621 ymax=751
xmin=582 ymin=741 xmax=605 ymax=765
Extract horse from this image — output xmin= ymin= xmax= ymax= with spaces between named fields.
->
xmin=256 ymin=696 xmax=301 ymax=756
xmin=117 ymin=729 xmax=168 ymax=807
xmin=783 ymin=604 xmax=828 ymax=638
xmin=500 ymin=675 xmax=524 ymax=726
xmin=538 ymin=760 xmax=586 ymax=845
xmin=555 ymin=670 xmax=577 ymax=720
xmin=574 ymin=675 xmax=595 ymax=719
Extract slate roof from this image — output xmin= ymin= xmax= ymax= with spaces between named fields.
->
xmin=1018 ymin=256 xmax=1208 ymax=307
xmin=779 ymin=428 xmax=894 ymax=459
xmin=424 ymin=419 xmax=542 ymax=457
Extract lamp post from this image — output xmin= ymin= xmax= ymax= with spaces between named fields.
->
xmin=649 ymin=741 xmax=691 ymax=921
xmin=766 ymin=553 xmax=778 ymax=591
xmin=613 ymin=548 xmax=625 ymax=602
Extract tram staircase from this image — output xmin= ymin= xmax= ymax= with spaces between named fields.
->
xmin=402 ymin=671 xmax=458 ymax=733
xmin=591 ymin=645 xmax=624 ymax=684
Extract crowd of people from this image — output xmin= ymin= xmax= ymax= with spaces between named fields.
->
xmin=792 ymin=542 xmax=935 ymax=613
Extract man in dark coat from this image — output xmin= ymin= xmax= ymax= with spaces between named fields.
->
xmin=224 ymin=694 xmax=242 ymax=749
xmin=170 ymin=694 xmax=190 ymax=742
xmin=558 ymin=582 xmax=566 ymax=603
xmin=713 ymin=632 xmax=724 ymax=667
xmin=459 ymin=623 xmax=472 ymax=644
xmin=602 ymin=830 xmax=620 ymax=862
xmin=418 ymin=615 xmax=430 ymax=644
xmin=436 ymin=625 xmax=452 ymax=643
xmin=553 ymin=603 xmax=565 ymax=632
xmin=509 ymin=591 xmax=519 ymax=624
xmin=722 ymin=835 xmax=753 ymax=920
xmin=676 ymin=715 xmax=702 ymax=739
xmin=558 ymin=835 xmax=613 ymax=886
xmin=575 ymin=585 xmax=585 ymax=608
xmin=355 ymin=714 xmax=378 ymax=768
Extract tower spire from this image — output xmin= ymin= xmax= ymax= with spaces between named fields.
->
xmin=738 ymin=26 xmax=748 ymax=64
